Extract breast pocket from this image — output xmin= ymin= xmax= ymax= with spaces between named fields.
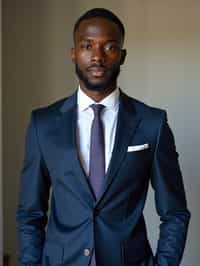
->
xmin=126 ymin=145 xmax=151 ymax=160
xmin=42 ymin=241 xmax=64 ymax=266
xmin=121 ymin=147 xmax=152 ymax=181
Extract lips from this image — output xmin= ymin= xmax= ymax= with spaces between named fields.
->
xmin=87 ymin=66 xmax=107 ymax=78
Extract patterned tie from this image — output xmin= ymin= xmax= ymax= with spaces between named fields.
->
xmin=89 ymin=104 xmax=105 ymax=199
xmin=89 ymin=104 xmax=105 ymax=266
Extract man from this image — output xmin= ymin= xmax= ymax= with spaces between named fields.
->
xmin=16 ymin=8 xmax=190 ymax=266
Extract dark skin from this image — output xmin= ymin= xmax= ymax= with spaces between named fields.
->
xmin=71 ymin=17 xmax=127 ymax=102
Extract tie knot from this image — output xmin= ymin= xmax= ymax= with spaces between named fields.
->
xmin=90 ymin=104 xmax=105 ymax=116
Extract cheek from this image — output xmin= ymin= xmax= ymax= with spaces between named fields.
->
xmin=106 ymin=54 xmax=122 ymax=65
xmin=75 ymin=51 xmax=90 ymax=66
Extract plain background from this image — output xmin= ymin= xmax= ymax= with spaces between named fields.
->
xmin=0 ymin=0 xmax=2 ymax=264
xmin=2 ymin=1 xmax=200 ymax=265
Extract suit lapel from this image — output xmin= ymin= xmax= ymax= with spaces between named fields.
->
xmin=59 ymin=92 xmax=96 ymax=207
xmin=96 ymin=92 xmax=141 ymax=205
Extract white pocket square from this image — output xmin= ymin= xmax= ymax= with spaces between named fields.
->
xmin=127 ymin=143 xmax=149 ymax=152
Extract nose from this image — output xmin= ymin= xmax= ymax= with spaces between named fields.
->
xmin=91 ymin=45 xmax=105 ymax=64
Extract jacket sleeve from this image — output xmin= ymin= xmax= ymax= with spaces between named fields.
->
xmin=151 ymin=111 xmax=190 ymax=266
xmin=16 ymin=111 xmax=51 ymax=266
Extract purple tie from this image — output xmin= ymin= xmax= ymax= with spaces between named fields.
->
xmin=89 ymin=104 xmax=105 ymax=266
xmin=89 ymin=104 xmax=105 ymax=200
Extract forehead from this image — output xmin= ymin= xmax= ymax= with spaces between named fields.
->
xmin=74 ymin=17 xmax=122 ymax=42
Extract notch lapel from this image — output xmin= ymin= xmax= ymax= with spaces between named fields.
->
xmin=58 ymin=92 xmax=96 ymax=207
xmin=96 ymin=92 xmax=141 ymax=205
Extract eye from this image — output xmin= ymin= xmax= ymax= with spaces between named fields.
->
xmin=104 ymin=44 xmax=120 ymax=54
xmin=80 ymin=43 xmax=93 ymax=50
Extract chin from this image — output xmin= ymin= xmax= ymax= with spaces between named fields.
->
xmin=84 ymin=81 xmax=113 ymax=92
xmin=75 ymin=64 xmax=119 ymax=92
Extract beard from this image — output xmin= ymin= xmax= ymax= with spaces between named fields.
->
xmin=75 ymin=63 xmax=121 ymax=92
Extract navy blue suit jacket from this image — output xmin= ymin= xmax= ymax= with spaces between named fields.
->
xmin=17 ymin=90 xmax=190 ymax=266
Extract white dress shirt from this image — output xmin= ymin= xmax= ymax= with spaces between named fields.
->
xmin=76 ymin=86 xmax=119 ymax=176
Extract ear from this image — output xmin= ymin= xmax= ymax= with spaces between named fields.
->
xmin=71 ymin=47 xmax=76 ymax=63
xmin=120 ymin=49 xmax=127 ymax=65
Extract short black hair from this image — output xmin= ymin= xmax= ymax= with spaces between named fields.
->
xmin=73 ymin=8 xmax=125 ymax=41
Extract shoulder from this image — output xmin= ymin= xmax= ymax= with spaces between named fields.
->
xmin=30 ymin=91 xmax=76 ymax=124
xmin=120 ymin=92 xmax=171 ymax=146
xmin=32 ymin=97 xmax=67 ymax=117
xmin=121 ymin=91 xmax=167 ymax=122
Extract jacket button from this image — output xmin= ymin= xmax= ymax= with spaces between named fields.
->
xmin=94 ymin=208 xmax=99 ymax=215
xmin=84 ymin=248 xmax=90 ymax=256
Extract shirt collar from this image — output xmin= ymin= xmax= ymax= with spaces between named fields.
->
xmin=77 ymin=86 xmax=120 ymax=112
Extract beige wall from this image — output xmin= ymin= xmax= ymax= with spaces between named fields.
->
xmin=3 ymin=1 xmax=200 ymax=265
xmin=0 ymin=0 xmax=3 ymax=264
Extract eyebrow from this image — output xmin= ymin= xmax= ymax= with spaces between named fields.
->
xmin=77 ymin=37 xmax=119 ymax=43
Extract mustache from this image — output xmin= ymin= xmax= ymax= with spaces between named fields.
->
xmin=87 ymin=64 xmax=108 ymax=72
